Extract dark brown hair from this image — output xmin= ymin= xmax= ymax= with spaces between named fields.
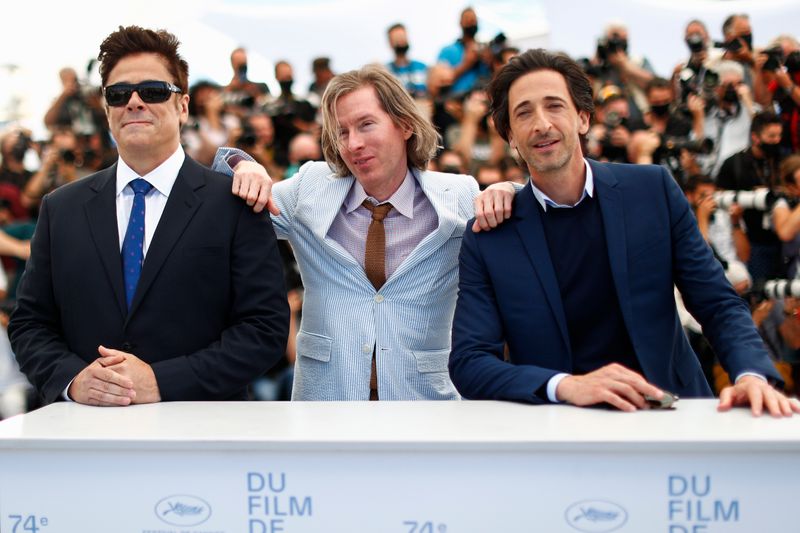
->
xmin=488 ymin=49 xmax=594 ymax=142
xmin=98 ymin=26 xmax=189 ymax=93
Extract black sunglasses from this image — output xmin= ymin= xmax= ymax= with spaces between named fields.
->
xmin=104 ymin=80 xmax=182 ymax=107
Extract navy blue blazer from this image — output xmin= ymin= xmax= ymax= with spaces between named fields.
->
xmin=450 ymin=160 xmax=781 ymax=403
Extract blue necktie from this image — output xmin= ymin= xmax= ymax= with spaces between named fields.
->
xmin=122 ymin=178 xmax=153 ymax=309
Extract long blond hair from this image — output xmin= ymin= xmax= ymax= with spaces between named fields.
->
xmin=320 ymin=64 xmax=440 ymax=177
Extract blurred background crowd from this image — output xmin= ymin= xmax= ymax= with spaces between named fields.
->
xmin=0 ymin=4 xmax=799 ymax=415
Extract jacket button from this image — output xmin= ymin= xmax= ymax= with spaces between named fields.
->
xmin=374 ymin=294 xmax=384 ymax=303
xmin=122 ymin=342 xmax=133 ymax=351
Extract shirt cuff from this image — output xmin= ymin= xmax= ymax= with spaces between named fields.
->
xmin=546 ymin=373 xmax=571 ymax=403
xmin=62 ymin=379 xmax=75 ymax=402
xmin=734 ymin=372 xmax=767 ymax=384
xmin=210 ymin=147 xmax=255 ymax=176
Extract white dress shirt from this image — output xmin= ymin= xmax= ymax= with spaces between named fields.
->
xmin=115 ymin=146 xmax=185 ymax=255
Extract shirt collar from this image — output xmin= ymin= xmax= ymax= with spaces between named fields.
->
xmin=528 ymin=158 xmax=594 ymax=212
xmin=344 ymin=169 xmax=416 ymax=219
xmin=116 ymin=146 xmax=185 ymax=197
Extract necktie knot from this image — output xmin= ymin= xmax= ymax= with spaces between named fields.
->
xmin=362 ymin=200 xmax=393 ymax=222
xmin=129 ymin=178 xmax=153 ymax=196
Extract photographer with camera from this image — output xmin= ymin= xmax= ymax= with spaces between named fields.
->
xmin=717 ymin=14 xmax=761 ymax=89
xmin=630 ymin=78 xmax=708 ymax=183
xmin=672 ymin=20 xmax=723 ymax=81
xmin=589 ymin=22 xmax=655 ymax=123
xmin=223 ymin=47 xmax=270 ymax=118
xmin=436 ymin=7 xmax=491 ymax=95
xmin=20 ymin=128 xmax=84 ymax=210
xmin=758 ymin=35 xmax=800 ymax=154
xmin=697 ymin=61 xmax=758 ymax=178
xmin=43 ymin=67 xmax=103 ymax=137
xmin=586 ymin=85 xmax=644 ymax=163
xmin=717 ymin=112 xmax=784 ymax=282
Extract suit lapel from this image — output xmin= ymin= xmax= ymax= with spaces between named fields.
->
xmin=591 ymin=161 xmax=636 ymax=337
xmin=388 ymin=170 xmax=457 ymax=283
xmin=296 ymin=173 xmax=361 ymax=269
xmin=84 ymin=164 xmax=127 ymax=317
xmin=126 ymin=157 xmax=203 ymax=318
xmin=514 ymin=185 xmax=571 ymax=353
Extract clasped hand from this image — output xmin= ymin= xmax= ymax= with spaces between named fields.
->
xmin=67 ymin=345 xmax=161 ymax=406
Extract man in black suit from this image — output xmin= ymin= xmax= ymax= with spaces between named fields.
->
xmin=8 ymin=26 xmax=289 ymax=406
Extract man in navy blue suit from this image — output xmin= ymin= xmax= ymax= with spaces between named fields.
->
xmin=450 ymin=49 xmax=799 ymax=417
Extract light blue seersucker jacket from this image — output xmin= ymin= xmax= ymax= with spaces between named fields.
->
xmin=214 ymin=150 xmax=479 ymax=400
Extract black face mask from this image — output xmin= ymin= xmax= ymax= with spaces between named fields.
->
xmin=279 ymin=80 xmax=293 ymax=94
xmin=462 ymin=24 xmax=478 ymax=39
xmin=686 ymin=33 xmax=705 ymax=54
xmin=438 ymin=84 xmax=453 ymax=97
xmin=393 ymin=44 xmax=409 ymax=56
xmin=722 ymin=85 xmax=739 ymax=104
xmin=650 ymin=103 xmax=671 ymax=117
xmin=237 ymin=64 xmax=248 ymax=80
xmin=741 ymin=33 xmax=753 ymax=50
xmin=760 ymin=142 xmax=781 ymax=159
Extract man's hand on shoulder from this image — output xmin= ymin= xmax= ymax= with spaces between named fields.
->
xmin=68 ymin=353 xmax=136 ymax=406
xmin=98 ymin=346 xmax=161 ymax=404
xmin=472 ymin=181 xmax=515 ymax=232
xmin=555 ymin=363 xmax=664 ymax=412
xmin=717 ymin=375 xmax=800 ymax=417
xmin=231 ymin=160 xmax=280 ymax=216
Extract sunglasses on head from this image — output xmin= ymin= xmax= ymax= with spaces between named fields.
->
xmin=104 ymin=80 xmax=182 ymax=107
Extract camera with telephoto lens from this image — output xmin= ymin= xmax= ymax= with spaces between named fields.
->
xmin=662 ymin=137 xmax=714 ymax=155
xmin=713 ymin=189 xmax=782 ymax=211
xmin=762 ymin=279 xmax=800 ymax=300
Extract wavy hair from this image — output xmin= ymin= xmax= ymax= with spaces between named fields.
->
xmin=320 ymin=64 xmax=440 ymax=177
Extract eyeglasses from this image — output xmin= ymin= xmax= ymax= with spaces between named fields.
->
xmin=104 ymin=81 xmax=182 ymax=107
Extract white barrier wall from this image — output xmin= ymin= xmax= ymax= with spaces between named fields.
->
xmin=0 ymin=400 xmax=797 ymax=532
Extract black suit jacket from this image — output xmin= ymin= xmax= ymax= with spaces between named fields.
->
xmin=9 ymin=156 xmax=289 ymax=404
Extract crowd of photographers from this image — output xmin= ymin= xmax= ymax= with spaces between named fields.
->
xmin=0 ymin=9 xmax=799 ymax=413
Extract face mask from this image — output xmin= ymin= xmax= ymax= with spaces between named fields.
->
xmin=393 ymin=44 xmax=409 ymax=56
xmin=237 ymin=64 xmax=248 ymax=80
xmin=686 ymin=33 xmax=705 ymax=54
xmin=741 ymin=33 xmax=753 ymax=50
xmin=438 ymin=84 xmax=453 ymax=97
xmin=760 ymin=142 xmax=781 ymax=159
xmin=650 ymin=103 xmax=671 ymax=117
xmin=462 ymin=24 xmax=478 ymax=39
xmin=722 ymin=85 xmax=739 ymax=104
xmin=279 ymin=80 xmax=293 ymax=93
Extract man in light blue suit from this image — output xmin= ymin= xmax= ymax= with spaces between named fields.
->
xmin=216 ymin=65 xmax=514 ymax=401
xmin=450 ymin=49 xmax=799 ymax=417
